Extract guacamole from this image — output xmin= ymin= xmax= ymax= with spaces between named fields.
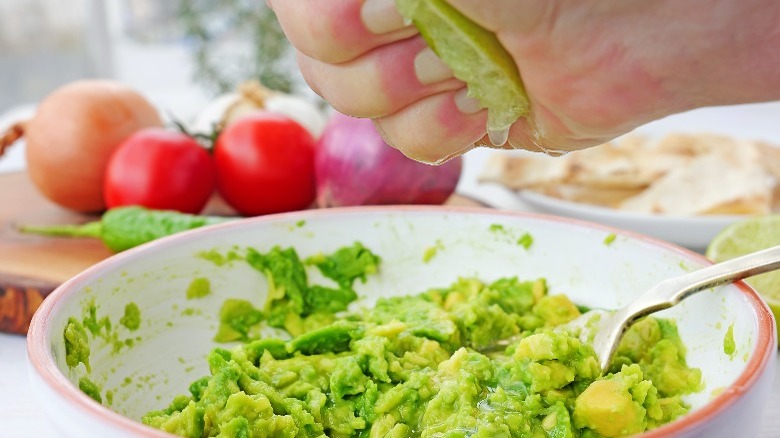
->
xmin=79 ymin=377 xmax=103 ymax=404
xmin=723 ymin=323 xmax=736 ymax=359
xmin=187 ymin=277 xmax=212 ymax=300
xmin=142 ymin=244 xmax=702 ymax=438
xmin=120 ymin=302 xmax=142 ymax=331
xmin=64 ymin=317 xmax=91 ymax=373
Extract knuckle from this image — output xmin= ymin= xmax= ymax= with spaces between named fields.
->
xmin=317 ymin=77 xmax=390 ymax=119
xmin=275 ymin=1 xmax=360 ymax=64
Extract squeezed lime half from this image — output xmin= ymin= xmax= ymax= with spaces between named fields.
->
xmin=706 ymin=215 xmax=780 ymax=346
xmin=396 ymin=0 xmax=529 ymax=144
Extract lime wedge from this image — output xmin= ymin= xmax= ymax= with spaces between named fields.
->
xmin=706 ymin=215 xmax=780 ymax=345
xmin=396 ymin=0 xmax=529 ymax=141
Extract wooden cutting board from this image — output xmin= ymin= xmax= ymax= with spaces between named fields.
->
xmin=0 ymin=171 xmax=486 ymax=335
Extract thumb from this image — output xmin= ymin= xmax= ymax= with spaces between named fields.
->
xmin=498 ymin=112 xmax=614 ymax=155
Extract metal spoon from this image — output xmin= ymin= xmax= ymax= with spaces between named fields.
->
xmin=484 ymin=245 xmax=780 ymax=374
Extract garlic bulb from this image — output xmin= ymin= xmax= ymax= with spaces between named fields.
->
xmin=262 ymin=93 xmax=328 ymax=138
xmin=190 ymin=81 xmax=327 ymax=138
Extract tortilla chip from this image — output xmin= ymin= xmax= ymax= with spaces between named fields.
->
xmin=619 ymin=153 xmax=773 ymax=215
xmin=479 ymin=152 xmax=571 ymax=190
xmin=565 ymin=142 xmax=649 ymax=189
xmin=753 ymin=141 xmax=780 ymax=212
xmin=756 ymin=141 xmax=780 ymax=180
xmin=654 ymin=133 xmax=734 ymax=156
xmin=480 ymin=132 xmax=779 ymax=215
xmin=565 ymin=135 xmax=693 ymax=189
xmin=545 ymin=184 xmax=644 ymax=208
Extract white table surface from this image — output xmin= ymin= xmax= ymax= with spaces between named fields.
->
xmin=2 ymin=104 xmax=780 ymax=436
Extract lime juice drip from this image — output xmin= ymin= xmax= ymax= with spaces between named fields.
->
xmin=488 ymin=127 xmax=510 ymax=147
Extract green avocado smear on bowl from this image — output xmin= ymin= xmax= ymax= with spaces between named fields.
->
xmin=140 ymin=243 xmax=702 ymax=438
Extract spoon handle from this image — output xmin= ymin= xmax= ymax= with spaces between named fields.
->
xmin=624 ymin=245 xmax=780 ymax=321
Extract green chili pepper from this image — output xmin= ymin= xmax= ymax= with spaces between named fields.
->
xmin=20 ymin=206 xmax=230 ymax=252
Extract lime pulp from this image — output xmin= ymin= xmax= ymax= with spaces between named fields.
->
xmin=706 ymin=215 xmax=780 ymax=345
xmin=396 ymin=0 xmax=529 ymax=145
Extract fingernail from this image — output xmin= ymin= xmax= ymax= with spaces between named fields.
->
xmin=454 ymin=89 xmax=483 ymax=114
xmin=433 ymin=143 xmax=475 ymax=165
xmin=361 ymin=0 xmax=407 ymax=34
xmin=414 ymin=48 xmax=453 ymax=85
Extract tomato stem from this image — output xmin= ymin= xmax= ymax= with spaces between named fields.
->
xmin=168 ymin=112 xmax=219 ymax=153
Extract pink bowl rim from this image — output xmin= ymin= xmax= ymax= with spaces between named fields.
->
xmin=27 ymin=205 xmax=777 ymax=437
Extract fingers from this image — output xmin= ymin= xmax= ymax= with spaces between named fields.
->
xmin=374 ymin=89 xmax=488 ymax=164
xmin=271 ymin=0 xmax=417 ymax=64
xmin=272 ymin=0 xmax=594 ymax=160
xmin=442 ymin=0 xmax=552 ymax=33
xmin=501 ymin=105 xmax=613 ymax=154
xmin=297 ymin=37 xmax=462 ymax=118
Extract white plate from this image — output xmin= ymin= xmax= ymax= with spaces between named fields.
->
xmin=459 ymin=102 xmax=780 ymax=251
xmin=518 ymin=190 xmax=743 ymax=252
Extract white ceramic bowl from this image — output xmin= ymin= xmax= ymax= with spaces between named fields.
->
xmin=517 ymin=191 xmax=743 ymax=253
xmin=27 ymin=207 xmax=776 ymax=437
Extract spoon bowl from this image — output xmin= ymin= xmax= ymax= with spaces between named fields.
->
xmin=578 ymin=245 xmax=780 ymax=372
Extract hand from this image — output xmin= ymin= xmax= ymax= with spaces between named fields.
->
xmin=270 ymin=0 xmax=780 ymax=163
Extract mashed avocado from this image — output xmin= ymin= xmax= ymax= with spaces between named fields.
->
xmin=120 ymin=303 xmax=142 ymax=331
xmin=64 ymin=317 xmax=91 ymax=372
xmin=79 ymin=377 xmax=103 ymax=404
xmin=187 ymin=277 xmax=212 ymax=300
xmin=143 ymin=244 xmax=702 ymax=437
xmin=723 ymin=323 xmax=736 ymax=359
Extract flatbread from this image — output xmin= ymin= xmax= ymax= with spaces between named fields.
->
xmin=479 ymin=132 xmax=779 ymax=216
xmin=566 ymin=135 xmax=693 ymax=189
xmin=479 ymin=151 xmax=570 ymax=190
xmin=755 ymin=141 xmax=780 ymax=212
xmin=619 ymin=152 xmax=773 ymax=215
xmin=543 ymin=184 xmax=645 ymax=208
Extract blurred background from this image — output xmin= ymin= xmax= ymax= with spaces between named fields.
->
xmin=3 ymin=0 xmax=780 ymax=206
xmin=0 ymin=0 xmax=302 ymax=164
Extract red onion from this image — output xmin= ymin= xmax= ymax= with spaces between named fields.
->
xmin=315 ymin=113 xmax=462 ymax=207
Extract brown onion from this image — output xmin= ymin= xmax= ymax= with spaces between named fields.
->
xmin=4 ymin=80 xmax=162 ymax=212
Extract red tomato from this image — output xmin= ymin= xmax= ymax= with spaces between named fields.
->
xmin=104 ymin=128 xmax=215 ymax=214
xmin=214 ymin=112 xmax=316 ymax=216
